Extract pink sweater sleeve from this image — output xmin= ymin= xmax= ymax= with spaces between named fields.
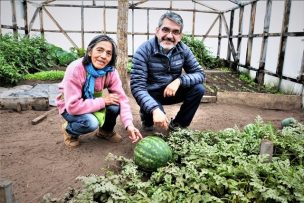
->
xmin=106 ymin=70 xmax=133 ymax=129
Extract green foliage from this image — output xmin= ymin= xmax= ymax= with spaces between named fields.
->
xmin=0 ymin=33 xmax=77 ymax=86
xmin=43 ymin=117 xmax=304 ymax=202
xmin=0 ymin=55 xmax=22 ymax=86
xmin=23 ymin=70 xmax=65 ymax=81
xmin=182 ymin=35 xmax=223 ymax=69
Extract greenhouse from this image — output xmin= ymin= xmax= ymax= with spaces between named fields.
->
xmin=0 ymin=0 xmax=303 ymax=202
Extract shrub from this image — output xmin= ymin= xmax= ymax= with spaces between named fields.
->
xmin=182 ymin=35 xmax=223 ymax=69
xmin=0 ymin=33 xmax=77 ymax=86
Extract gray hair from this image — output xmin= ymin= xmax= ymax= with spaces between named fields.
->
xmin=158 ymin=11 xmax=184 ymax=32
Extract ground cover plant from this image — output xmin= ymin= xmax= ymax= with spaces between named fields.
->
xmin=43 ymin=117 xmax=304 ymax=202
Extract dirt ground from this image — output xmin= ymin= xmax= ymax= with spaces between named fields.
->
xmin=0 ymin=94 xmax=303 ymax=203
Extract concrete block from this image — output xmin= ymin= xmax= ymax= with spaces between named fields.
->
xmin=217 ymin=91 xmax=302 ymax=110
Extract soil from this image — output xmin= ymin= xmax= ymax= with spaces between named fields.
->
xmin=1 ymin=71 xmax=303 ymax=203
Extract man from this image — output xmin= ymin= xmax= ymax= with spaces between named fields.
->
xmin=130 ymin=11 xmax=205 ymax=131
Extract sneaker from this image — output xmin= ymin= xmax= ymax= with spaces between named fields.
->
xmin=62 ymin=122 xmax=80 ymax=147
xmin=97 ymin=129 xmax=122 ymax=143
xmin=168 ymin=119 xmax=181 ymax=132
xmin=141 ymin=122 xmax=154 ymax=132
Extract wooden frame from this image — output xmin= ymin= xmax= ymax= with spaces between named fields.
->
xmin=1 ymin=0 xmax=303 ymax=86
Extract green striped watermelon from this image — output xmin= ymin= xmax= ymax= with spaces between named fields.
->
xmin=134 ymin=135 xmax=172 ymax=171
xmin=281 ymin=117 xmax=296 ymax=128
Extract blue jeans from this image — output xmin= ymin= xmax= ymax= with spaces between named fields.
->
xmin=62 ymin=105 xmax=120 ymax=138
xmin=140 ymin=83 xmax=204 ymax=128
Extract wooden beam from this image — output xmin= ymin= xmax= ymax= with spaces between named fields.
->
xmin=217 ymin=14 xmax=222 ymax=58
xmin=245 ymin=1 xmax=257 ymax=67
xmin=192 ymin=3 xmax=196 ymax=38
xmin=236 ymin=6 xmax=244 ymax=66
xmin=39 ymin=6 xmax=44 ymax=38
xmin=226 ymin=10 xmax=234 ymax=61
xmin=221 ymin=13 xmax=237 ymax=61
xmin=10 ymin=0 xmax=18 ymax=36
xmin=81 ymin=1 xmax=84 ymax=49
xmin=276 ymin=0 xmax=291 ymax=86
xmin=28 ymin=7 xmax=40 ymax=33
xmin=103 ymin=0 xmax=106 ymax=34
xmin=129 ymin=0 xmax=148 ymax=8
xmin=192 ymin=0 xmax=218 ymax=12
xmin=0 ymin=1 xmax=2 ymax=35
xmin=256 ymin=0 xmax=272 ymax=85
xmin=22 ymin=0 xmax=29 ymax=35
xmin=117 ymin=0 xmax=130 ymax=95
xmin=202 ymin=15 xmax=220 ymax=42
xmin=42 ymin=6 xmax=78 ymax=48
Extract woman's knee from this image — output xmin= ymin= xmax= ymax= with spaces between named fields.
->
xmin=106 ymin=105 xmax=120 ymax=115
xmin=83 ymin=114 xmax=99 ymax=131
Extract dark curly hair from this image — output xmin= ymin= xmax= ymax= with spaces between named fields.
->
xmin=82 ymin=35 xmax=117 ymax=67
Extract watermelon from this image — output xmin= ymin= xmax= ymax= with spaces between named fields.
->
xmin=281 ymin=117 xmax=296 ymax=128
xmin=134 ymin=135 xmax=172 ymax=171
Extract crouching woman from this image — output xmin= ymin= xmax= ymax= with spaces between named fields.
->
xmin=56 ymin=35 xmax=142 ymax=147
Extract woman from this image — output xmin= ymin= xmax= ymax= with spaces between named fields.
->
xmin=56 ymin=35 xmax=142 ymax=147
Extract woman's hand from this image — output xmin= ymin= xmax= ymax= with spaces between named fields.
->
xmin=126 ymin=125 xmax=143 ymax=143
xmin=104 ymin=93 xmax=120 ymax=106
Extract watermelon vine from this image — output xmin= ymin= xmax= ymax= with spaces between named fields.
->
xmin=44 ymin=117 xmax=304 ymax=203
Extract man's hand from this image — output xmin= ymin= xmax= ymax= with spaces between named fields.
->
xmin=164 ymin=78 xmax=181 ymax=97
xmin=152 ymin=108 xmax=169 ymax=130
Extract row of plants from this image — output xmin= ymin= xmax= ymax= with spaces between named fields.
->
xmin=43 ymin=117 xmax=304 ymax=202
xmin=0 ymin=33 xmax=80 ymax=86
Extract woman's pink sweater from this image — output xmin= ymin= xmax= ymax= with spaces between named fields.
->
xmin=56 ymin=58 xmax=133 ymax=129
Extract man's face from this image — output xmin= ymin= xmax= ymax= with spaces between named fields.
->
xmin=156 ymin=18 xmax=183 ymax=52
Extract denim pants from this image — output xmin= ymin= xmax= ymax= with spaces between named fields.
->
xmin=62 ymin=105 xmax=120 ymax=138
xmin=140 ymin=83 xmax=204 ymax=128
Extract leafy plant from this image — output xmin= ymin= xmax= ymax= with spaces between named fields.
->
xmin=182 ymin=35 xmax=223 ymax=69
xmin=43 ymin=117 xmax=304 ymax=202
xmin=0 ymin=33 xmax=76 ymax=86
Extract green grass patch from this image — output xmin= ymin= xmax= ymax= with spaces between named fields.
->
xmin=24 ymin=70 xmax=65 ymax=81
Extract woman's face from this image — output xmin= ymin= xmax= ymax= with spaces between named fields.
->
xmin=89 ymin=41 xmax=112 ymax=69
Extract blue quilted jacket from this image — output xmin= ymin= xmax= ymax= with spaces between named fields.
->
xmin=130 ymin=37 xmax=205 ymax=114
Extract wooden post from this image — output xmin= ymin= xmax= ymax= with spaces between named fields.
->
xmin=226 ymin=10 xmax=234 ymax=62
xmin=277 ymin=0 xmax=291 ymax=89
xmin=117 ymin=0 xmax=131 ymax=95
xmin=147 ymin=9 xmax=150 ymax=41
xmin=202 ymin=15 xmax=219 ymax=42
xmin=260 ymin=139 xmax=273 ymax=162
xmin=0 ymin=1 xmax=2 ymax=35
xmin=81 ymin=1 xmax=84 ymax=49
xmin=39 ymin=6 xmax=44 ymax=39
xmin=10 ymin=0 xmax=18 ymax=37
xmin=0 ymin=180 xmax=17 ymax=203
xmin=256 ymin=0 xmax=272 ymax=85
xmin=245 ymin=1 xmax=257 ymax=68
xmin=132 ymin=2 xmax=135 ymax=57
xmin=103 ymin=0 xmax=106 ymax=34
xmin=192 ymin=3 xmax=196 ymax=39
xmin=23 ymin=0 xmax=29 ymax=35
xmin=236 ymin=6 xmax=244 ymax=70
xmin=221 ymin=13 xmax=237 ymax=61
xmin=217 ymin=14 xmax=222 ymax=58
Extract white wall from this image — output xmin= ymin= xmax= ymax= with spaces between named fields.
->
xmin=1 ymin=0 xmax=303 ymax=97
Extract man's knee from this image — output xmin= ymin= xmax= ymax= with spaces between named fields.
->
xmin=193 ymin=83 xmax=205 ymax=96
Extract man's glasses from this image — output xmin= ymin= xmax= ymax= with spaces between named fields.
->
xmin=161 ymin=27 xmax=181 ymax=35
